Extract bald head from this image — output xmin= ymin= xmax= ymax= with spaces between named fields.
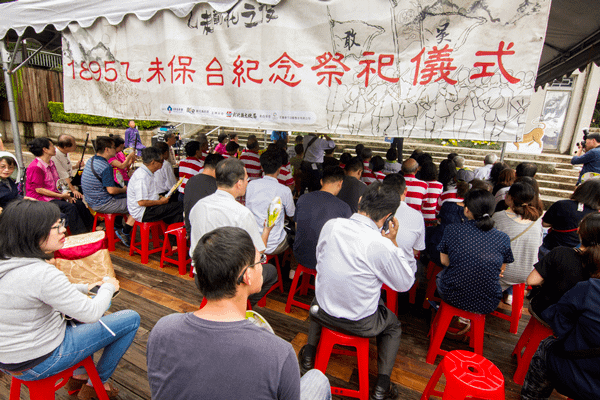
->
xmin=402 ymin=158 xmax=418 ymax=174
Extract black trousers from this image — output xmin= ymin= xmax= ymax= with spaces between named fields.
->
xmin=306 ymin=298 xmax=402 ymax=377
xmin=141 ymin=201 xmax=184 ymax=225
xmin=51 ymin=199 xmax=93 ymax=235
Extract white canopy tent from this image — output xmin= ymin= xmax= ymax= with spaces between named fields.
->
xmin=1 ymin=0 xmax=599 ymax=173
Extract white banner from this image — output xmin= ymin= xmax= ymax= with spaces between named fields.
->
xmin=62 ymin=0 xmax=551 ymax=141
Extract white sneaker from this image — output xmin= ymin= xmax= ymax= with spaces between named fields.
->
xmin=503 ymin=294 xmax=513 ymax=306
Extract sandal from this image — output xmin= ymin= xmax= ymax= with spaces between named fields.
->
xmin=77 ymin=382 xmax=119 ymax=400
xmin=65 ymin=377 xmax=87 ymax=395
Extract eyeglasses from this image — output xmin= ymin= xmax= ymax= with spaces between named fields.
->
xmin=237 ymin=253 xmax=267 ymax=285
xmin=0 ymin=164 xmax=15 ymax=171
xmin=51 ymin=218 xmax=67 ymax=234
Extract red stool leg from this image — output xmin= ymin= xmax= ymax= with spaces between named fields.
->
xmin=9 ymin=377 xmax=22 ymax=400
xmin=285 ymin=266 xmax=304 ymax=313
xmin=92 ymin=213 xmax=100 ymax=231
xmin=510 ymin=283 xmax=526 ymax=334
xmin=160 ymin=230 xmax=171 ymax=269
xmin=81 ymin=357 xmax=110 ymax=400
xmin=423 ymin=262 xmax=442 ymax=309
xmin=176 ymin=229 xmax=188 ymax=275
xmin=512 ymin=318 xmax=553 ymax=385
xmin=140 ymin=224 xmax=151 ymax=264
xmin=129 ymin=222 xmax=139 ymax=256
xmin=420 ymin=361 xmax=445 ymax=400
xmin=470 ymin=315 xmax=486 ymax=356
xmin=104 ymin=214 xmax=118 ymax=251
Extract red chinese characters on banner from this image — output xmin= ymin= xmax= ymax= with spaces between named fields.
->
xmin=167 ymin=56 xmax=196 ymax=84
xmin=232 ymin=55 xmax=263 ymax=87
xmin=411 ymin=44 xmax=457 ymax=86
xmin=311 ymin=52 xmax=350 ymax=87
xmin=206 ymin=57 xmax=224 ymax=86
xmin=470 ymin=41 xmax=520 ymax=84
xmin=268 ymin=52 xmax=303 ymax=87
xmin=147 ymin=58 xmax=166 ymax=84
xmin=357 ymin=52 xmax=399 ymax=87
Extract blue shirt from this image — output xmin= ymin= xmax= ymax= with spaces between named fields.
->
xmin=571 ymin=146 xmax=600 ymax=183
xmin=437 ymin=220 xmax=514 ymax=314
xmin=81 ymin=156 xmax=120 ymax=209
xmin=293 ymin=191 xmax=352 ymax=269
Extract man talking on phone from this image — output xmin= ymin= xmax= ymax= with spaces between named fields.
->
xmin=299 ymin=182 xmax=414 ymax=400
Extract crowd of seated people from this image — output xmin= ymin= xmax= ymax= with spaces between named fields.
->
xmin=3 ymin=133 xmax=600 ymax=400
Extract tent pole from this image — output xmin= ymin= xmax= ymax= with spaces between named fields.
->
xmin=499 ymin=142 xmax=508 ymax=163
xmin=1 ymin=40 xmax=23 ymax=179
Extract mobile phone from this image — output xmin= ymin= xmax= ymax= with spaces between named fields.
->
xmin=382 ymin=214 xmax=394 ymax=232
xmin=89 ymin=285 xmax=120 ymax=298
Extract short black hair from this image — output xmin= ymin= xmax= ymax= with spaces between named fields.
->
xmin=154 ymin=141 xmax=169 ymax=155
xmin=339 ymin=152 xmax=352 ymax=165
xmin=204 ymin=153 xmax=224 ymax=169
xmin=344 ymin=157 xmax=364 ymax=173
xmin=185 ymin=141 xmax=201 ymax=157
xmin=447 ymin=152 xmax=458 ymax=161
xmin=572 ymin=179 xmax=600 ymax=209
xmin=95 ymin=136 xmax=115 ymax=153
xmin=228 ymin=133 xmax=238 ymax=141
xmin=419 ymin=161 xmax=438 ymax=181
xmin=27 ymin=137 xmax=53 ymax=157
xmin=355 ymin=143 xmax=365 ymax=158
xmin=142 ymin=146 xmax=163 ymax=164
xmin=386 ymin=147 xmax=398 ymax=161
xmin=260 ymin=150 xmax=283 ymax=175
xmin=464 ymin=189 xmax=495 ymax=231
xmin=56 ymin=135 xmax=75 ymax=149
xmin=383 ymin=173 xmax=406 ymax=195
xmin=246 ymin=135 xmax=259 ymax=150
xmin=322 ymin=166 xmax=345 ymax=184
xmin=0 ymin=200 xmax=61 ymax=260
xmin=295 ymin=135 xmax=303 ymax=144
xmin=358 ymin=182 xmax=400 ymax=222
xmin=216 ymin=158 xmax=246 ymax=187
xmin=360 ymin=147 xmax=373 ymax=160
xmin=218 ymin=132 xmax=228 ymax=143
xmin=225 ymin=141 xmax=240 ymax=153
xmin=370 ymin=155 xmax=385 ymax=172
xmin=193 ymin=227 xmax=256 ymax=300
xmin=111 ymin=135 xmax=125 ymax=148
xmin=438 ymin=159 xmax=457 ymax=190
xmin=164 ymin=132 xmax=176 ymax=141
xmin=324 ymin=147 xmax=335 ymax=155
xmin=490 ymin=162 xmax=509 ymax=185
xmin=515 ymin=162 xmax=537 ymax=178
xmin=294 ymin=143 xmax=304 ymax=156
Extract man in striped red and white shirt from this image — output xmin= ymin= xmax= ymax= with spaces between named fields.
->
xmin=402 ymin=158 xmax=427 ymax=212
xmin=178 ymin=139 xmax=208 ymax=201
xmin=240 ymin=135 xmax=262 ymax=181
xmin=423 ymin=180 xmax=443 ymax=225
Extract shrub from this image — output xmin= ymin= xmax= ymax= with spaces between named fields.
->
xmin=48 ymin=102 xmax=163 ymax=130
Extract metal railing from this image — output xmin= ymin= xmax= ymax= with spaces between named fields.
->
xmin=26 ymin=49 xmax=62 ymax=69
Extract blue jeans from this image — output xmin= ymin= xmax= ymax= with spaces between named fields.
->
xmin=10 ymin=310 xmax=140 ymax=383
xmin=301 ymin=369 xmax=331 ymax=400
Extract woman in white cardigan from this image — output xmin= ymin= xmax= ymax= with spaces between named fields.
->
xmin=0 ymin=200 xmax=139 ymax=400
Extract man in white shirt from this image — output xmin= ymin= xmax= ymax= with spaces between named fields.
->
xmin=153 ymin=142 xmax=178 ymax=195
xmin=246 ymin=149 xmax=295 ymax=255
xmin=127 ymin=147 xmax=183 ymax=226
xmin=473 ymin=153 xmax=498 ymax=181
xmin=383 ymin=174 xmax=425 ymax=274
xmin=301 ymin=133 xmax=335 ymax=192
xmin=299 ymin=183 xmax=414 ymax=400
xmin=51 ymin=134 xmax=83 ymax=199
xmin=188 ymin=158 xmax=278 ymax=305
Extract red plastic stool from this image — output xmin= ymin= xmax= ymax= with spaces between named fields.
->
xmin=426 ymin=301 xmax=486 ymax=364
xmin=421 ymin=350 xmax=505 ymax=400
xmin=200 ymin=297 xmax=251 ymax=310
xmin=130 ymin=220 xmax=166 ymax=264
xmin=381 ymin=284 xmax=398 ymax=314
xmin=92 ymin=213 xmax=124 ymax=251
xmin=160 ymin=223 xmax=192 ymax=276
xmin=10 ymin=356 xmax=109 ymax=400
xmin=285 ymin=264 xmax=317 ymax=313
xmin=256 ymin=250 xmax=290 ymax=307
xmin=490 ymin=283 xmax=526 ymax=334
xmin=315 ymin=327 xmax=370 ymax=400
xmin=511 ymin=315 xmax=554 ymax=384
xmin=422 ymin=261 xmax=443 ymax=309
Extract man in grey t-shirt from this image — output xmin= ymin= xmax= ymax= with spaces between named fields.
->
xmin=147 ymin=227 xmax=330 ymax=400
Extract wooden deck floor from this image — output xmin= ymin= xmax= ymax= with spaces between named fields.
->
xmin=1 ymin=244 xmax=567 ymax=400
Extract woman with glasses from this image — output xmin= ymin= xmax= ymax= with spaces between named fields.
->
xmin=0 ymin=200 xmax=140 ymax=400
